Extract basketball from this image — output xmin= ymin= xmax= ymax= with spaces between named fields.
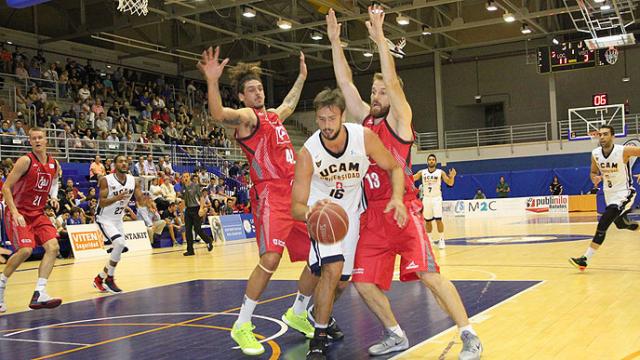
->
xmin=307 ymin=202 xmax=349 ymax=244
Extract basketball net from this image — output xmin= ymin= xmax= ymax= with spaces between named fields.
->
xmin=589 ymin=130 xmax=600 ymax=145
xmin=117 ymin=0 xmax=148 ymax=16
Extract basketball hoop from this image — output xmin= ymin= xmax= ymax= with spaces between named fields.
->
xmin=117 ymin=0 xmax=148 ymax=16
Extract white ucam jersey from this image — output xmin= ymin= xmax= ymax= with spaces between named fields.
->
xmin=96 ymin=173 xmax=135 ymax=223
xmin=305 ymin=123 xmax=369 ymax=215
xmin=592 ymin=144 xmax=633 ymax=199
xmin=421 ymin=168 xmax=443 ymax=198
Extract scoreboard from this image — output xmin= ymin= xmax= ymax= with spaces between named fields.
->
xmin=537 ymin=40 xmax=612 ymax=73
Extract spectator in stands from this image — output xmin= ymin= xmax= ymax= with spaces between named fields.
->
xmin=92 ymin=99 xmax=105 ymax=118
xmin=103 ymin=74 xmax=114 ymax=99
xmin=67 ymin=208 xmax=85 ymax=225
xmin=82 ymin=129 xmax=96 ymax=150
xmin=0 ymin=43 xmax=11 ymax=73
xmin=138 ymin=131 xmax=150 ymax=151
xmin=104 ymin=158 xmax=114 ymax=174
xmin=211 ymin=199 xmax=223 ymax=216
xmin=58 ymin=70 xmax=69 ymax=97
xmin=9 ymin=120 xmax=27 ymax=144
xmin=82 ymin=198 xmax=98 ymax=223
xmin=71 ymin=133 xmax=83 ymax=149
xmin=64 ymin=178 xmax=83 ymax=198
xmin=162 ymin=155 xmax=175 ymax=175
xmin=496 ymin=176 xmax=511 ymax=198
xmin=108 ymin=101 xmax=122 ymax=121
xmin=549 ymin=176 xmax=563 ymax=195
xmin=0 ymin=120 xmax=13 ymax=145
xmin=95 ymin=112 xmax=109 ymax=134
xmin=75 ymin=111 xmax=89 ymax=133
xmin=161 ymin=174 xmax=177 ymax=203
xmin=474 ymin=188 xmax=486 ymax=200
xmin=43 ymin=63 xmax=58 ymax=82
xmin=161 ymin=202 xmax=184 ymax=246
xmin=144 ymin=155 xmax=157 ymax=176
xmin=123 ymin=132 xmax=136 ymax=152
xmin=224 ymin=198 xmax=236 ymax=215
xmin=107 ymin=128 xmax=120 ymax=146
xmin=15 ymin=62 xmax=28 ymax=81
xmin=132 ymin=156 xmax=144 ymax=177
xmin=89 ymin=155 xmax=106 ymax=181
xmin=78 ymin=84 xmax=91 ymax=101
xmin=85 ymin=187 xmax=97 ymax=201
xmin=137 ymin=199 xmax=166 ymax=243
xmin=150 ymin=177 xmax=169 ymax=211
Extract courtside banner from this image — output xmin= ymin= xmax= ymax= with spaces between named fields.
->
xmin=525 ymin=195 xmax=569 ymax=213
xmin=123 ymin=221 xmax=153 ymax=252
xmin=69 ymin=221 xmax=152 ymax=259
xmin=208 ymin=216 xmax=225 ymax=242
xmin=240 ymin=214 xmax=256 ymax=239
xmin=219 ymin=214 xmax=246 ymax=241
xmin=68 ymin=224 xmax=105 ymax=259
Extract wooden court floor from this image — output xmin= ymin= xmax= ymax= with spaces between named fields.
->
xmin=1 ymin=212 xmax=639 ymax=359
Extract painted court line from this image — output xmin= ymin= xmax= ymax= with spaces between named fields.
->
xmin=388 ymin=280 xmax=546 ymax=360
xmin=0 ymin=337 xmax=89 ymax=346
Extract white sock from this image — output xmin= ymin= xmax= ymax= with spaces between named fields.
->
xmin=439 ymin=233 xmax=445 ymax=242
xmin=35 ymin=278 xmax=47 ymax=292
xmin=0 ymin=274 xmax=7 ymax=288
xmin=316 ymin=323 xmax=328 ymax=329
xmin=388 ymin=325 xmax=404 ymax=337
xmin=237 ymin=295 xmax=258 ymax=325
xmin=292 ymin=292 xmax=311 ymax=315
xmin=107 ymin=264 xmax=115 ymax=276
xmin=584 ymin=247 xmax=596 ymax=260
xmin=99 ymin=271 xmax=108 ymax=279
xmin=459 ymin=324 xmax=477 ymax=336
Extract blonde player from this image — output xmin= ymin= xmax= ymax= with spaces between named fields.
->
xmin=413 ymin=154 xmax=456 ymax=249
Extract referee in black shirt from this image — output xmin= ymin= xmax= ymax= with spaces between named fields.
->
xmin=180 ymin=173 xmax=214 ymax=256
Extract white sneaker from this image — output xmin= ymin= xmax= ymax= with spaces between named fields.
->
xmin=0 ymin=302 xmax=6 ymax=313
xmin=368 ymin=329 xmax=409 ymax=356
xmin=438 ymin=239 xmax=446 ymax=250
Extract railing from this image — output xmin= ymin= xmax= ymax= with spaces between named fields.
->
xmin=0 ymin=72 xmax=58 ymax=102
xmin=0 ymin=128 xmax=67 ymax=160
xmin=414 ymin=114 xmax=640 ymax=152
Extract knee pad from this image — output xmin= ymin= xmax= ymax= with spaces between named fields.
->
xmin=592 ymin=229 xmax=607 ymax=245
xmin=109 ymin=237 xmax=127 ymax=262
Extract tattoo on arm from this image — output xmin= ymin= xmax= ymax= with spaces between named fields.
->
xmin=222 ymin=116 xmax=242 ymax=127
xmin=280 ymin=76 xmax=305 ymax=116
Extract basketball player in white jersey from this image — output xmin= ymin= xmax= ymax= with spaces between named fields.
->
xmin=291 ymin=88 xmax=407 ymax=360
xmin=92 ymin=154 xmax=148 ymax=293
xmin=570 ymin=125 xmax=640 ymax=271
xmin=413 ymin=154 xmax=456 ymax=249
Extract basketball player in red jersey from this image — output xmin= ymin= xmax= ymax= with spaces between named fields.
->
xmin=0 ymin=127 xmax=62 ymax=313
xmin=198 ymin=47 xmax=322 ymax=356
xmin=328 ymin=6 xmax=482 ymax=359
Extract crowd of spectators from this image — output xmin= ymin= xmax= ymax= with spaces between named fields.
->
xmin=0 ymin=43 xmax=237 ymax=152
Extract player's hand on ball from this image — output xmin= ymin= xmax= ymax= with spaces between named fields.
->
xmin=197 ymin=46 xmax=229 ymax=82
xmin=384 ymin=198 xmax=407 ymax=228
xmin=306 ymin=199 xmax=332 ymax=221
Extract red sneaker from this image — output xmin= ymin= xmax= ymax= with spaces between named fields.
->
xmin=93 ymin=275 xmax=107 ymax=292
xmin=29 ymin=291 xmax=62 ymax=310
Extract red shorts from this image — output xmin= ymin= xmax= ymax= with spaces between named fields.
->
xmin=353 ymin=197 xmax=439 ymax=290
xmin=251 ymin=181 xmax=310 ymax=262
xmin=4 ymin=210 xmax=58 ymax=249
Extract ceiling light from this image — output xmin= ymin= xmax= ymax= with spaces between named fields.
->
xmin=486 ymin=0 xmax=498 ymax=11
xmin=6 ymin=41 xmax=12 ymax=45
xmin=396 ymin=14 xmax=410 ymax=26
xmin=520 ymin=24 xmax=532 ymax=34
xmin=106 ymin=65 xmax=112 ymax=69
xmin=277 ymin=19 xmax=292 ymax=30
xmin=242 ymin=6 xmax=256 ymax=18
xmin=363 ymin=51 xmax=374 ymax=57
xmin=622 ymin=76 xmax=631 ymax=82
xmin=421 ymin=25 xmax=432 ymax=35
xmin=503 ymin=12 xmax=516 ymax=22
xmin=600 ymin=4 xmax=611 ymax=10
xmin=594 ymin=0 xmax=605 ymax=2
xmin=310 ymin=31 xmax=323 ymax=41
xmin=552 ymin=38 xmax=560 ymax=45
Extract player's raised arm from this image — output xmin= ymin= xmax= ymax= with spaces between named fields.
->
xmin=327 ymin=8 xmax=370 ymax=121
xmin=291 ymin=147 xmax=314 ymax=222
xmin=366 ymin=5 xmax=412 ymax=130
xmin=198 ymin=46 xmax=255 ymax=128
xmin=2 ymin=155 xmax=30 ymax=226
xmin=443 ymin=168 xmax=456 ymax=186
xmin=271 ymin=52 xmax=307 ymax=121
xmin=363 ymin=128 xmax=407 ymax=227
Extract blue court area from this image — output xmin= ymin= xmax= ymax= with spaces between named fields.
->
xmin=0 ymin=279 xmax=539 ymax=360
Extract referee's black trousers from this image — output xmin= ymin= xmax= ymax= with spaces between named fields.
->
xmin=185 ymin=207 xmax=213 ymax=254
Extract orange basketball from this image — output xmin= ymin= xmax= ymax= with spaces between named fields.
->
xmin=307 ymin=202 xmax=349 ymax=244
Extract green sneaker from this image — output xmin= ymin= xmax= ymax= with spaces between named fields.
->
xmin=230 ymin=321 xmax=265 ymax=356
xmin=282 ymin=307 xmax=315 ymax=339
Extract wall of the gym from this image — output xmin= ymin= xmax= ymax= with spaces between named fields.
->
xmin=298 ymin=46 xmax=640 ymax=134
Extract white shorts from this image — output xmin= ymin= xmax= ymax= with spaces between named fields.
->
xmin=96 ymin=219 xmax=125 ymax=244
xmin=604 ymin=190 xmax=636 ymax=212
xmin=308 ymin=215 xmax=359 ymax=281
xmin=422 ymin=196 xmax=443 ymax=221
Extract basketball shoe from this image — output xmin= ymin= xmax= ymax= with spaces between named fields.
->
xmin=231 ymin=321 xmax=265 ymax=356
xmin=93 ymin=275 xmax=107 ymax=292
xmin=306 ymin=328 xmax=329 ymax=360
xmin=29 ymin=291 xmax=62 ymax=310
xmin=368 ymin=329 xmax=409 ymax=356
xmin=569 ymin=256 xmax=588 ymax=271
xmin=103 ymin=276 xmax=123 ymax=294
xmin=282 ymin=307 xmax=315 ymax=338
xmin=459 ymin=330 xmax=483 ymax=360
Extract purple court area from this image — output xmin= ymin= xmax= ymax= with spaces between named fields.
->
xmin=0 ymin=279 xmax=539 ymax=359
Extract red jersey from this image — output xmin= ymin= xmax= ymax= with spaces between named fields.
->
xmin=236 ymin=108 xmax=296 ymax=185
xmin=362 ymin=115 xmax=417 ymax=202
xmin=13 ymin=152 xmax=58 ymax=216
